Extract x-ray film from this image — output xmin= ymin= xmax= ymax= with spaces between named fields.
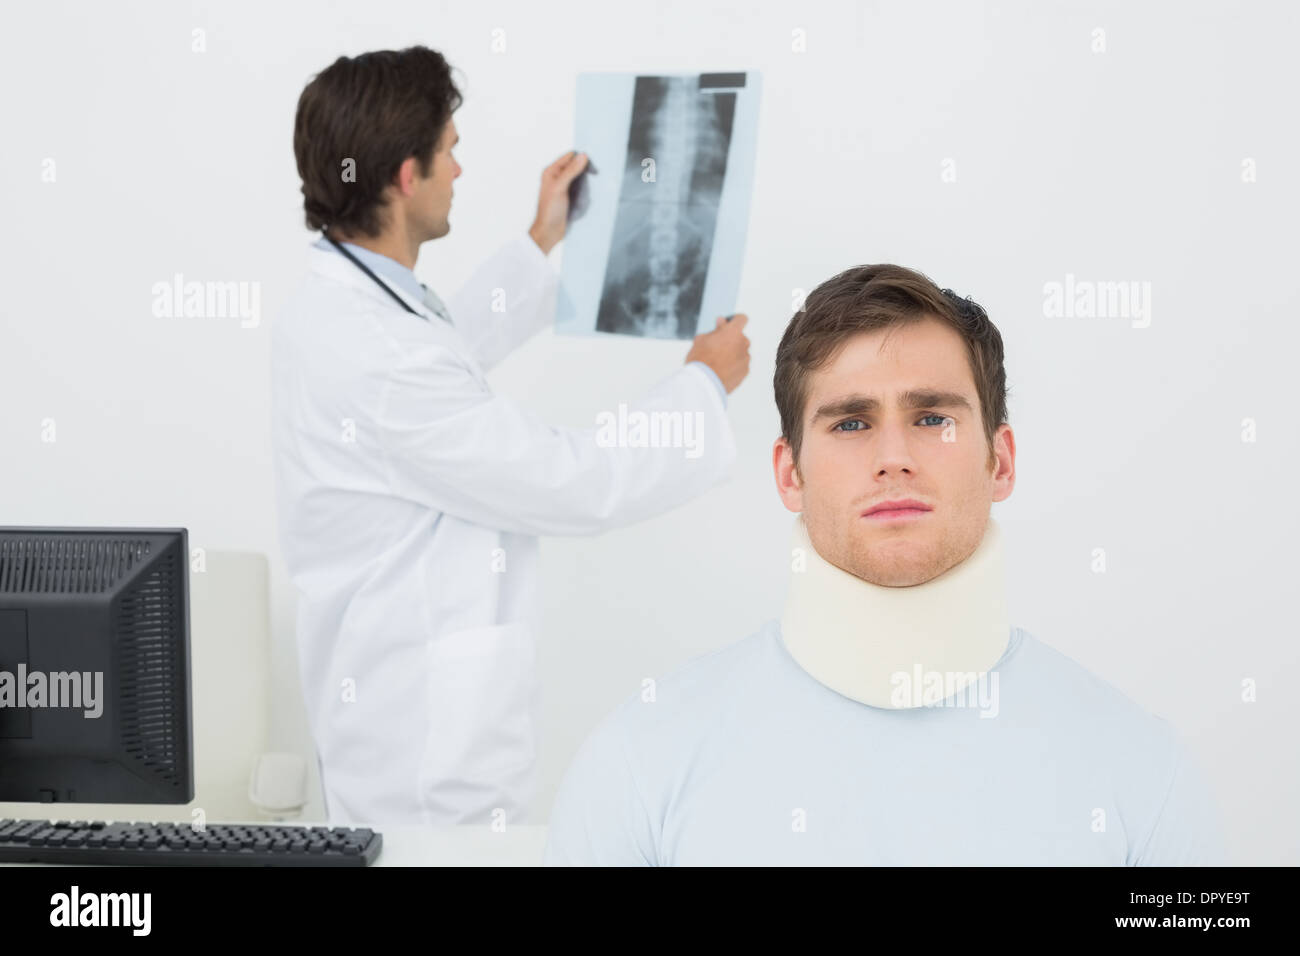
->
xmin=556 ymin=71 xmax=761 ymax=339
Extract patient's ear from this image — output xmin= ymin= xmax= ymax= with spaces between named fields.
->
xmin=772 ymin=437 xmax=804 ymax=513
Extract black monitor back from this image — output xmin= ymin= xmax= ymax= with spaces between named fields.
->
xmin=0 ymin=528 xmax=194 ymax=804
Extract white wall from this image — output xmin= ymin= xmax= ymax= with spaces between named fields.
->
xmin=2 ymin=0 xmax=1295 ymax=863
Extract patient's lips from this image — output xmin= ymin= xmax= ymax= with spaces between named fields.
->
xmin=862 ymin=498 xmax=933 ymax=522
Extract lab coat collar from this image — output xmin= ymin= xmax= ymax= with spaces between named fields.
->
xmin=306 ymin=241 xmax=443 ymax=324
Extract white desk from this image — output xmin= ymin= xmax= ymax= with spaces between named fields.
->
xmin=0 ymin=822 xmax=549 ymax=866
xmin=371 ymin=824 xmax=547 ymax=866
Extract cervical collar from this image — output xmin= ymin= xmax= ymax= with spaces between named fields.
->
xmin=779 ymin=513 xmax=1010 ymax=709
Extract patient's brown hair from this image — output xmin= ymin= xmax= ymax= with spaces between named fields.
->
xmin=774 ymin=264 xmax=1009 ymax=469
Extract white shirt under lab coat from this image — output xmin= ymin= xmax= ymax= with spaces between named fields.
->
xmin=270 ymin=235 xmax=736 ymax=826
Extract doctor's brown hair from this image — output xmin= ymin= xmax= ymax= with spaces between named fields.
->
xmin=294 ymin=46 xmax=462 ymax=238
xmin=774 ymin=265 xmax=1009 ymax=471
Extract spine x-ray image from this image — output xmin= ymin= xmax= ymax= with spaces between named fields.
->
xmin=557 ymin=71 xmax=761 ymax=340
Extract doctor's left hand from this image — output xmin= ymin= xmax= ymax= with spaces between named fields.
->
xmin=528 ymin=151 xmax=589 ymax=256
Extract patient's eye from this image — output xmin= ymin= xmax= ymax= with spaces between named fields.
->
xmin=833 ymin=415 xmax=952 ymax=432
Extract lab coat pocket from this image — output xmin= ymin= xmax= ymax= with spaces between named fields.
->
xmin=418 ymin=621 xmax=538 ymax=821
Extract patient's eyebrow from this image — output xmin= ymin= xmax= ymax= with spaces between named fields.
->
xmin=811 ymin=389 xmax=973 ymax=423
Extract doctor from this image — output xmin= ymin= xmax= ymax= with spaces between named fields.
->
xmin=271 ymin=46 xmax=750 ymax=827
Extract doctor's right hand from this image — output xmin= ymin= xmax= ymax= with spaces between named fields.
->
xmin=685 ymin=313 xmax=751 ymax=394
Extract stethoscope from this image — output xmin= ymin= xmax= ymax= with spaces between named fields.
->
xmin=324 ymin=232 xmax=424 ymax=319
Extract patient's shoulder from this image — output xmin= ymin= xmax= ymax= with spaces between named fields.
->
xmin=1011 ymin=628 xmax=1179 ymax=739
xmin=601 ymin=620 xmax=784 ymax=740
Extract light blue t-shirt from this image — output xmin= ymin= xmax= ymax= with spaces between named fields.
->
xmin=313 ymin=236 xmax=728 ymax=405
xmin=543 ymin=620 xmax=1229 ymax=866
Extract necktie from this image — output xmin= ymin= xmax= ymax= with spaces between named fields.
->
xmin=420 ymin=283 xmax=453 ymax=325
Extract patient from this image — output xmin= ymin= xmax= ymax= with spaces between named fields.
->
xmin=543 ymin=264 xmax=1228 ymax=865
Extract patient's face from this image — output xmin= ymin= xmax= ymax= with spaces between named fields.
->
xmin=773 ymin=317 xmax=1015 ymax=587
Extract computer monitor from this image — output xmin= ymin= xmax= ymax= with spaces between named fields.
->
xmin=0 ymin=527 xmax=194 ymax=804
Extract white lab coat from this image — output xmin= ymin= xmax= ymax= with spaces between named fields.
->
xmin=270 ymin=235 xmax=736 ymax=826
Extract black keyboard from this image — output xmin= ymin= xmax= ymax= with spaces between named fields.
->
xmin=0 ymin=818 xmax=382 ymax=866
